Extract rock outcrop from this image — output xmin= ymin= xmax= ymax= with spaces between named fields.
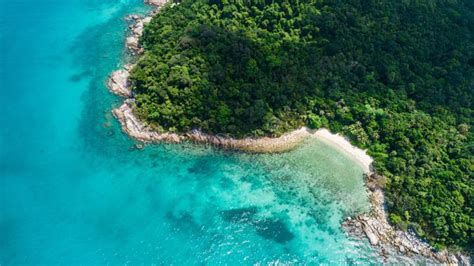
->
xmin=113 ymin=100 xmax=182 ymax=142
xmin=342 ymin=175 xmax=471 ymax=265
xmin=107 ymin=64 xmax=133 ymax=97
xmin=124 ymin=13 xmax=155 ymax=55
xmin=108 ymin=4 xmax=162 ymax=95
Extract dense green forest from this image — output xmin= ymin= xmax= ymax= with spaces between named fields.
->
xmin=129 ymin=0 xmax=473 ymax=252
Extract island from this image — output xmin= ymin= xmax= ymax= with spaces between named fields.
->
xmin=108 ymin=0 xmax=473 ymax=263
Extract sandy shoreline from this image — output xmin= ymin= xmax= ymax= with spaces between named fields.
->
xmin=112 ymin=100 xmax=374 ymax=171
xmin=313 ymin=129 xmax=373 ymax=173
xmin=106 ymin=1 xmax=470 ymax=264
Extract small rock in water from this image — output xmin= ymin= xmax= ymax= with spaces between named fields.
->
xmin=135 ymin=143 xmax=144 ymax=150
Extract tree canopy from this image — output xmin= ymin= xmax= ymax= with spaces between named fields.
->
xmin=130 ymin=0 xmax=473 ymax=252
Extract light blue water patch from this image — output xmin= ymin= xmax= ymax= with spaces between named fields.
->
xmin=0 ymin=0 xmax=404 ymax=264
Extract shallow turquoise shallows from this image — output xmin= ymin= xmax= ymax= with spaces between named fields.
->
xmin=1 ymin=0 xmax=389 ymax=264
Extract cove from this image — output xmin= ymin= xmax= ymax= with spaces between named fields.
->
xmin=0 ymin=0 xmax=411 ymax=264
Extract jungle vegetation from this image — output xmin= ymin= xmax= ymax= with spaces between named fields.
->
xmin=129 ymin=0 xmax=473 ymax=252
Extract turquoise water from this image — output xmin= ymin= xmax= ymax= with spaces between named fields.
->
xmin=1 ymin=0 xmax=388 ymax=264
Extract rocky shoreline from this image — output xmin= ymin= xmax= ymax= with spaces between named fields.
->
xmin=343 ymin=174 xmax=470 ymax=264
xmin=113 ymin=100 xmax=313 ymax=153
xmin=107 ymin=1 xmax=470 ymax=264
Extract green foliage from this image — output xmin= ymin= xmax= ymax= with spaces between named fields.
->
xmin=131 ymin=0 xmax=474 ymax=252
xmin=307 ymin=114 xmax=326 ymax=129
xmin=390 ymin=213 xmax=402 ymax=225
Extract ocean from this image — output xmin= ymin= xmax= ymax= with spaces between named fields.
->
xmin=1 ymin=0 xmax=390 ymax=264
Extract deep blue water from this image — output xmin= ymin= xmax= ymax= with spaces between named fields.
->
xmin=0 ymin=0 xmax=397 ymax=264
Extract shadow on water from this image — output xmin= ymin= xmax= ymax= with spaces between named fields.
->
xmin=165 ymin=210 xmax=203 ymax=233
xmin=69 ymin=70 xmax=93 ymax=83
xmin=253 ymin=219 xmax=295 ymax=244
xmin=187 ymin=156 xmax=219 ymax=175
xmin=221 ymin=207 xmax=258 ymax=223
xmin=221 ymin=207 xmax=294 ymax=244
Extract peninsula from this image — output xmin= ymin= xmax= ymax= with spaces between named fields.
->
xmin=108 ymin=0 xmax=473 ymax=263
